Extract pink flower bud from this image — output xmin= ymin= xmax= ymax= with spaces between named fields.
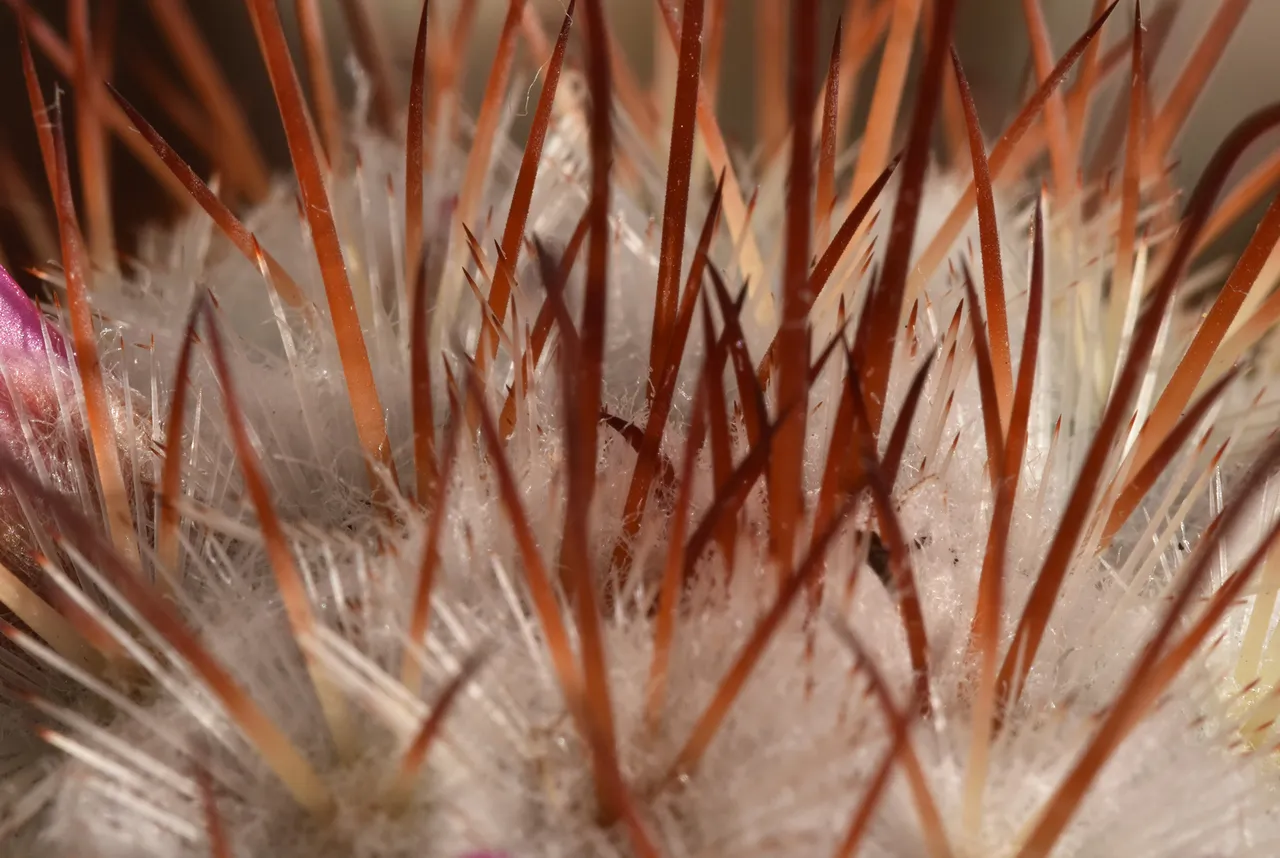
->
xmin=0 ymin=266 xmax=151 ymax=587
xmin=0 ymin=265 xmax=65 ymax=362
xmin=0 ymin=267 xmax=78 ymax=578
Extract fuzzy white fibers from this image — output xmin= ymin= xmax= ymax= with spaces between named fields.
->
xmin=4 ymin=60 xmax=1280 ymax=858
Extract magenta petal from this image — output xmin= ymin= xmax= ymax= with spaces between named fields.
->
xmin=0 ymin=265 xmax=66 ymax=361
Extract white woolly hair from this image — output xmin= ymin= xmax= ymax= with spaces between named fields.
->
xmin=2 ymin=2 xmax=1280 ymax=858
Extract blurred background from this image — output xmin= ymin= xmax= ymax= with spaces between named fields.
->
xmin=0 ymin=0 xmax=1273 ymax=284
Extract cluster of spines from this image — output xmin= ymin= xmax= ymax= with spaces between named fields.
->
xmin=0 ymin=0 xmax=1278 ymax=856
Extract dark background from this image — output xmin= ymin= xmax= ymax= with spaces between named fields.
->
xmin=0 ymin=0 xmax=1271 ymax=296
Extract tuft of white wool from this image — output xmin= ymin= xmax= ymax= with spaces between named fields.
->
xmin=5 ymin=45 xmax=1280 ymax=858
